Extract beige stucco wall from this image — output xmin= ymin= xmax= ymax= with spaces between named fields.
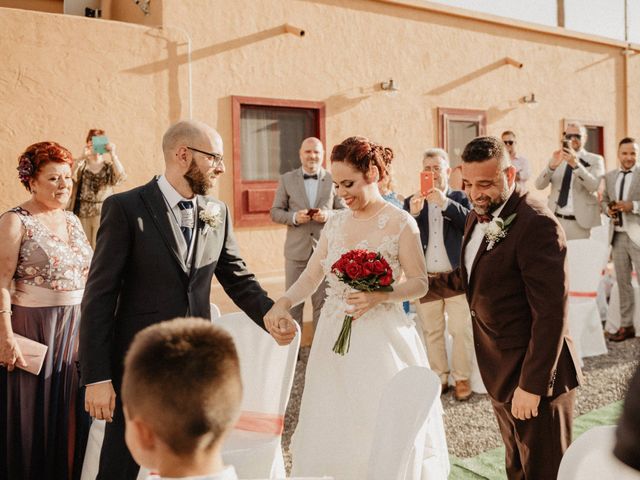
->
xmin=1 ymin=0 xmax=639 ymax=316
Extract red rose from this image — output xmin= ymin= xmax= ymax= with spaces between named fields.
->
xmin=345 ymin=262 xmax=363 ymax=279
xmin=362 ymin=262 xmax=374 ymax=276
xmin=371 ymin=260 xmax=385 ymax=275
xmin=379 ymin=272 xmax=393 ymax=286
xmin=367 ymin=252 xmax=377 ymax=261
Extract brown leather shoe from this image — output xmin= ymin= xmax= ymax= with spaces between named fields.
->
xmin=454 ymin=380 xmax=472 ymax=401
xmin=608 ymin=326 xmax=636 ymax=342
xmin=441 ymin=383 xmax=450 ymax=395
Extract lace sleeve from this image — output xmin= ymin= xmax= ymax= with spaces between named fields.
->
xmin=283 ymin=225 xmax=329 ymax=307
xmin=384 ymin=215 xmax=428 ymax=302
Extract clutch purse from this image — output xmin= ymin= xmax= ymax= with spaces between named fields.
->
xmin=14 ymin=334 xmax=48 ymax=375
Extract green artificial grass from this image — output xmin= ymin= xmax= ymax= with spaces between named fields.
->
xmin=448 ymin=401 xmax=624 ymax=479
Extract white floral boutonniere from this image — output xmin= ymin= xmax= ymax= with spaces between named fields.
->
xmin=199 ymin=202 xmax=223 ymax=234
xmin=483 ymin=213 xmax=517 ymax=251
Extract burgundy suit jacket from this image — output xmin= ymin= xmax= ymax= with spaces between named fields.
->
xmin=423 ymin=187 xmax=582 ymax=403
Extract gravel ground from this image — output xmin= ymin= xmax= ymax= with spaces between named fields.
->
xmin=282 ymin=336 xmax=640 ymax=467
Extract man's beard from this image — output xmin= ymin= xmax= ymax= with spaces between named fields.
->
xmin=473 ymin=183 xmax=511 ymax=215
xmin=184 ymin=159 xmax=212 ymax=195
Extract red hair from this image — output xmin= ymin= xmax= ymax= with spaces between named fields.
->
xmin=17 ymin=142 xmax=73 ymax=191
xmin=330 ymin=137 xmax=388 ymax=181
xmin=86 ymin=128 xmax=105 ymax=144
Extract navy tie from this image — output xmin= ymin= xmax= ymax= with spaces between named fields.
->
xmin=178 ymin=200 xmax=194 ymax=247
xmin=557 ymin=165 xmax=574 ymax=208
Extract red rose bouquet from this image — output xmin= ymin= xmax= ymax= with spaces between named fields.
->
xmin=330 ymin=249 xmax=394 ymax=355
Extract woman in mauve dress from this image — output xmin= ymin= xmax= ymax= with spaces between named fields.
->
xmin=0 ymin=141 xmax=93 ymax=480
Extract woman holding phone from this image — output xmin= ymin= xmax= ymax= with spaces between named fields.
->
xmin=0 ymin=142 xmax=93 ymax=479
xmin=69 ymin=128 xmax=126 ymax=248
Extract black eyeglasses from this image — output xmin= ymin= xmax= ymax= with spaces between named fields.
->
xmin=564 ymin=133 xmax=582 ymax=141
xmin=503 ymin=140 xmax=515 ymax=146
xmin=187 ymin=146 xmax=224 ymax=167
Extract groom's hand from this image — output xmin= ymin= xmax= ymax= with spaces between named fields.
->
xmin=511 ymin=386 xmax=540 ymax=420
xmin=269 ymin=316 xmax=297 ymax=345
xmin=85 ymin=381 xmax=117 ymax=422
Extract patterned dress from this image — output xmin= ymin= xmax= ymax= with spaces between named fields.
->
xmin=0 ymin=207 xmax=93 ymax=480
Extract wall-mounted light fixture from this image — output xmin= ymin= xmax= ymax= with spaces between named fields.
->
xmin=133 ymin=0 xmax=150 ymax=15
xmin=521 ymin=93 xmax=539 ymax=108
xmin=380 ymin=79 xmax=398 ymax=92
xmin=283 ymin=24 xmax=305 ymax=36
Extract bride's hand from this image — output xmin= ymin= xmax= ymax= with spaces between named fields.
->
xmin=345 ymin=291 xmax=389 ymax=320
xmin=264 ymin=298 xmax=297 ymax=345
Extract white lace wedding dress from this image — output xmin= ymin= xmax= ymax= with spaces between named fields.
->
xmin=285 ymin=203 xmax=449 ymax=480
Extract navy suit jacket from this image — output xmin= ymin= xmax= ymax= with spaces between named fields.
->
xmin=403 ymin=189 xmax=471 ymax=269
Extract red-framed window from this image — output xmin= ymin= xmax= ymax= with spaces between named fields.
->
xmin=231 ymin=96 xmax=325 ymax=227
xmin=438 ymin=108 xmax=488 ymax=167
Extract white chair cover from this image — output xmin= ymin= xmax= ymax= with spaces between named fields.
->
xmin=81 ymin=312 xmax=298 ymax=480
xmin=605 ymin=276 xmax=640 ymax=336
xmin=558 ymin=426 xmax=640 ymax=479
xmin=80 ymin=420 xmax=149 ymax=480
xmin=210 ymin=302 xmax=222 ymax=319
xmin=216 ymin=312 xmax=301 ymax=480
xmin=566 ymin=239 xmax=608 ymax=359
xmin=366 ymin=366 xmax=442 ymax=480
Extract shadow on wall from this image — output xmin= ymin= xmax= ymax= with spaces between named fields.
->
xmin=123 ymin=25 xmax=306 ymax=124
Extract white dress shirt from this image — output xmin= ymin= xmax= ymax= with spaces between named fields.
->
xmin=303 ymin=168 xmax=320 ymax=208
xmin=512 ymin=155 xmax=530 ymax=190
xmin=555 ymin=148 xmax=589 ymax=216
xmin=158 ymin=175 xmax=197 ymax=265
xmin=464 ymin=186 xmax=515 ymax=281
xmin=149 ymin=466 xmax=238 ymax=480
xmin=425 ymin=200 xmax=453 ymax=273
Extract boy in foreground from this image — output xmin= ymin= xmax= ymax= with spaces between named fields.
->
xmin=121 ymin=317 xmax=241 ymax=480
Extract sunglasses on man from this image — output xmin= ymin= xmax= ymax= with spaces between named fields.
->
xmin=503 ymin=140 xmax=515 ymax=146
xmin=564 ymin=133 xmax=582 ymax=141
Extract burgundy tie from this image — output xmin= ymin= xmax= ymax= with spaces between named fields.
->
xmin=477 ymin=213 xmax=492 ymax=223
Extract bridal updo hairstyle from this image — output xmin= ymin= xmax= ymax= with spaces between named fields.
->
xmin=17 ymin=142 xmax=74 ymax=191
xmin=330 ymin=136 xmax=390 ymax=182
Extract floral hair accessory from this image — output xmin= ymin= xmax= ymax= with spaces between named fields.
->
xmin=17 ymin=154 xmax=35 ymax=188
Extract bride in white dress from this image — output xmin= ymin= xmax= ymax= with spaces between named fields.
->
xmin=265 ymin=138 xmax=449 ymax=480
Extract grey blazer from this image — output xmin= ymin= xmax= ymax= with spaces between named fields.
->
xmin=534 ymin=150 xmax=605 ymax=229
xmin=600 ymin=168 xmax=640 ymax=246
xmin=270 ymin=167 xmax=345 ymax=261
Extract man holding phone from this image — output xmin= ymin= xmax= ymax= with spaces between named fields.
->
xmin=271 ymin=137 xmax=346 ymax=331
xmin=601 ymin=137 xmax=640 ymax=342
xmin=535 ymin=121 xmax=604 ymax=240
xmin=404 ymin=148 xmax=474 ymax=401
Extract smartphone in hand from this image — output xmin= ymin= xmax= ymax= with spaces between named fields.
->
xmin=307 ymin=208 xmax=319 ymax=217
xmin=420 ymin=171 xmax=434 ymax=196
xmin=92 ymin=135 xmax=109 ymax=154
xmin=561 ymin=139 xmax=571 ymax=152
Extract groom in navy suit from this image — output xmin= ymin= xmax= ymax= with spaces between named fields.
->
xmin=79 ymin=120 xmax=295 ymax=479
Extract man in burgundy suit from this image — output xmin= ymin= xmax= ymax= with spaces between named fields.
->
xmin=424 ymin=136 xmax=582 ymax=479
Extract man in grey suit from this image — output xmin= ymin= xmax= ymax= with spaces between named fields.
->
xmin=271 ymin=137 xmax=345 ymax=331
xmin=602 ymin=137 xmax=640 ymax=342
xmin=535 ymin=121 xmax=604 ymax=239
